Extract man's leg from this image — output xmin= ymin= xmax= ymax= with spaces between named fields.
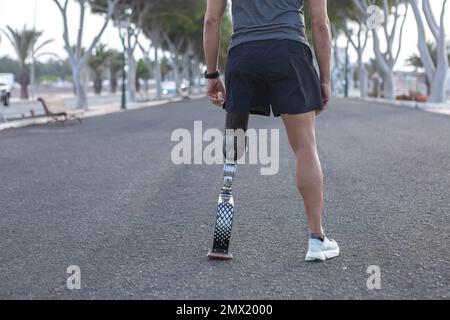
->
xmin=281 ymin=112 xmax=324 ymax=238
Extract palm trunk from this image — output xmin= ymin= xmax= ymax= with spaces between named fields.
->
xmin=30 ymin=59 xmax=36 ymax=99
xmin=94 ymin=73 xmax=102 ymax=95
xmin=135 ymin=76 xmax=140 ymax=93
xmin=19 ymin=69 xmax=29 ymax=100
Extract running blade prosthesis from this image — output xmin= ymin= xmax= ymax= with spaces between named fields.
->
xmin=207 ymin=162 xmax=237 ymax=260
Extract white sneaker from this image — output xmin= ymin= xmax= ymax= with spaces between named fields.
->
xmin=305 ymin=235 xmax=340 ymax=262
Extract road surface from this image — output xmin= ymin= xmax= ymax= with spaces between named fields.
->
xmin=0 ymin=98 xmax=449 ymax=299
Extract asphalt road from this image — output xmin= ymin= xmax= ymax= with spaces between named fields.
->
xmin=0 ymin=98 xmax=449 ymax=300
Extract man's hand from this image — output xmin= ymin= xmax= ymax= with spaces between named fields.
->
xmin=321 ymin=82 xmax=331 ymax=108
xmin=316 ymin=82 xmax=330 ymax=115
xmin=207 ymin=78 xmax=226 ymax=107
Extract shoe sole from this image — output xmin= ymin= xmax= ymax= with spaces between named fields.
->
xmin=305 ymin=248 xmax=340 ymax=262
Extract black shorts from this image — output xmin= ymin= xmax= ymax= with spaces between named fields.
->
xmin=224 ymin=39 xmax=323 ymax=117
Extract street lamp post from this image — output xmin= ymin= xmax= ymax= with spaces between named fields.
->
xmin=344 ymin=40 xmax=350 ymax=98
xmin=121 ymin=46 xmax=127 ymax=110
xmin=115 ymin=6 xmax=132 ymax=111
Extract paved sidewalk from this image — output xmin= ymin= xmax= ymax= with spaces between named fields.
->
xmin=357 ymin=97 xmax=450 ymax=116
xmin=2 ymin=93 xmax=125 ymax=120
xmin=0 ymin=94 xmax=205 ymax=131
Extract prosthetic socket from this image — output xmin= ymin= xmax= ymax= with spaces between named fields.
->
xmin=221 ymin=111 xmax=249 ymax=198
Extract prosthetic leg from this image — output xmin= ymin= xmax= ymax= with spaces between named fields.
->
xmin=208 ymin=112 xmax=249 ymax=260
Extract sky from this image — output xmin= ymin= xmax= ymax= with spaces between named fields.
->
xmin=0 ymin=0 xmax=449 ymax=71
xmin=0 ymin=0 xmax=137 ymax=60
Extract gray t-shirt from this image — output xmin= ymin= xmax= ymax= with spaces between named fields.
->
xmin=230 ymin=0 xmax=308 ymax=49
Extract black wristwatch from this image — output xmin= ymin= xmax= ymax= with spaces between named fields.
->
xmin=204 ymin=70 xmax=221 ymax=79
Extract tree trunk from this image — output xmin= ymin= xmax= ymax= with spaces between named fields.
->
xmin=154 ymin=46 xmax=162 ymax=100
xmin=358 ymin=57 xmax=368 ymax=98
xmin=410 ymin=0 xmax=435 ymax=82
xmin=372 ymin=35 xmax=396 ymax=100
xmin=19 ymin=69 xmax=29 ymax=100
xmin=430 ymin=35 xmax=450 ymax=103
xmin=373 ymin=76 xmax=380 ymax=98
xmin=383 ymin=72 xmax=396 ymax=100
xmin=430 ymin=66 xmax=449 ymax=103
xmin=55 ymin=0 xmax=119 ymax=110
xmin=135 ymin=76 xmax=140 ymax=93
xmin=425 ymin=77 xmax=431 ymax=96
xmin=331 ymin=38 xmax=341 ymax=95
xmin=127 ymin=55 xmax=137 ymax=102
xmin=30 ymin=60 xmax=36 ymax=99
xmin=82 ymin=67 xmax=89 ymax=96
xmin=171 ymin=60 xmax=182 ymax=97
xmin=73 ymin=66 xmax=88 ymax=109
xmin=182 ymin=53 xmax=190 ymax=93
xmin=93 ymin=73 xmax=102 ymax=95
xmin=110 ymin=74 xmax=117 ymax=93
xmin=191 ymin=56 xmax=200 ymax=95
xmin=20 ymin=82 xmax=29 ymax=100
xmin=143 ymin=79 xmax=149 ymax=100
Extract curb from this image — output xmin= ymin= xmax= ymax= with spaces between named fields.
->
xmin=354 ymin=97 xmax=450 ymax=116
xmin=0 ymin=94 xmax=206 ymax=132
xmin=0 ymin=117 xmax=49 ymax=131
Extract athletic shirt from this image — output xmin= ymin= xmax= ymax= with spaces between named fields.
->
xmin=230 ymin=0 xmax=309 ymax=49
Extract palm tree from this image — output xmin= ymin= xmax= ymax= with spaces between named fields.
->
xmin=108 ymin=50 xmax=123 ymax=94
xmin=88 ymin=44 xmax=111 ymax=95
xmin=136 ymin=58 xmax=151 ymax=93
xmin=2 ymin=26 xmax=51 ymax=99
xmin=407 ymin=42 xmax=450 ymax=69
xmin=407 ymin=42 xmax=450 ymax=96
xmin=29 ymin=40 xmax=56 ymax=99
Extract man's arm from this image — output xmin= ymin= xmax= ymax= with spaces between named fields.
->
xmin=204 ymin=0 xmax=227 ymax=73
xmin=308 ymin=0 xmax=332 ymax=108
xmin=203 ymin=0 xmax=228 ymax=107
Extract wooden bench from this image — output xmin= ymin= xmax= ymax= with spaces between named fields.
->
xmin=37 ymin=96 xmax=83 ymax=124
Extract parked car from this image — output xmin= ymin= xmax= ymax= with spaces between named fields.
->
xmin=161 ymin=81 xmax=190 ymax=96
xmin=161 ymin=81 xmax=177 ymax=96
xmin=0 ymin=79 xmax=11 ymax=106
